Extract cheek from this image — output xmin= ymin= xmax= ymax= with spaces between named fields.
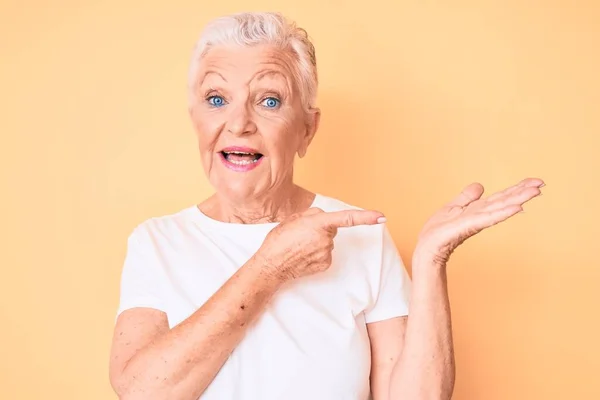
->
xmin=191 ymin=108 xmax=222 ymax=154
xmin=260 ymin=116 xmax=303 ymax=165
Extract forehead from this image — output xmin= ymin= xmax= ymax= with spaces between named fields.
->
xmin=196 ymin=44 xmax=296 ymax=87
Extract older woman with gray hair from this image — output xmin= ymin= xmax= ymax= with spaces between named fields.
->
xmin=109 ymin=11 xmax=544 ymax=400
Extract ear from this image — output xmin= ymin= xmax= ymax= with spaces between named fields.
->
xmin=298 ymin=108 xmax=321 ymax=158
xmin=187 ymin=103 xmax=200 ymax=135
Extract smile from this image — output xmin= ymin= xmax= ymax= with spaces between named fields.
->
xmin=219 ymin=148 xmax=264 ymax=172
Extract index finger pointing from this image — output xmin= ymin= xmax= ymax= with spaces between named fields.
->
xmin=317 ymin=209 xmax=387 ymax=228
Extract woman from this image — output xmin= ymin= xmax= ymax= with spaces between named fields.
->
xmin=109 ymin=12 xmax=544 ymax=400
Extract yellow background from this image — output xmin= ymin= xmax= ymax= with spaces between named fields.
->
xmin=1 ymin=0 xmax=599 ymax=399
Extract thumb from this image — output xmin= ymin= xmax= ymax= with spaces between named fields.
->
xmin=318 ymin=209 xmax=386 ymax=228
xmin=446 ymin=182 xmax=485 ymax=208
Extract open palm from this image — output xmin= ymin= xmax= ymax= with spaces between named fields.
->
xmin=416 ymin=177 xmax=545 ymax=265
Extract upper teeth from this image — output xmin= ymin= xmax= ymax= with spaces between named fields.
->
xmin=226 ymin=151 xmax=255 ymax=155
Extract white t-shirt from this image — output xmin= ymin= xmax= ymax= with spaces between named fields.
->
xmin=117 ymin=193 xmax=412 ymax=400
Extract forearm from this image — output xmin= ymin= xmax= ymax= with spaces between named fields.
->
xmin=390 ymin=254 xmax=455 ymax=400
xmin=119 ymin=256 xmax=281 ymax=400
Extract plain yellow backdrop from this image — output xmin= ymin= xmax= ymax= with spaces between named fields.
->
xmin=1 ymin=0 xmax=599 ymax=399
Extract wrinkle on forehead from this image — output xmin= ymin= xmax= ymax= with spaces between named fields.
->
xmin=195 ymin=45 xmax=300 ymax=97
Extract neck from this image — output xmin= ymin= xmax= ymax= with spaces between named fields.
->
xmin=200 ymin=183 xmax=315 ymax=224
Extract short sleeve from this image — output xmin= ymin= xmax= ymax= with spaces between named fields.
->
xmin=116 ymin=227 xmax=168 ymax=317
xmin=364 ymin=226 xmax=412 ymax=324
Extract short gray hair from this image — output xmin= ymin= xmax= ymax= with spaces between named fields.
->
xmin=187 ymin=12 xmax=318 ymax=111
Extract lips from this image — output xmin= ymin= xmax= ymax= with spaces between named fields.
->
xmin=220 ymin=146 xmax=264 ymax=165
xmin=218 ymin=146 xmax=264 ymax=172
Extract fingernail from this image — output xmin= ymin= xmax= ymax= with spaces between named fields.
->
xmin=377 ymin=217 xmax=387 ymax=224
xmin=539 ymin=183 xmax=546 ymax=187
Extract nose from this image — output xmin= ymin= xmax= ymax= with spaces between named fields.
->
xmin=225 ymin=103 xmax=257 ymax=136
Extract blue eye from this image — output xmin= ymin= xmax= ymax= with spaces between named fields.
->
xmin=207 ymin=96 xmax=226 ymax=107
xmin=262 ymin=97 xmax=280 ymax=108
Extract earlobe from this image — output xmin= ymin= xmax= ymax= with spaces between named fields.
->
xmin=297 ymin=131 xmax=309 ymax=157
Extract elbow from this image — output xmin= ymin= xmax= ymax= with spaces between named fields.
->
xmin=424 ymin=356 xmax=456 ymax=400
xmin=116 ymin=394 xmax=137 ymax=400
xmin=427 ymin=369 xmax=456 ymax=400
xmin=110 ymin=379 xmax=135 ymax=400
xmin=420 ymin=367 xmax=455 ymax=400
xmin=115 ymin=387 xmax=168 ymax=400
xmin=119 ymin=395 xmax=157 ymax=400
xmin=111 ymin=374 xmax=195 ymax=400
xmin=441 ymin=363 xmax=456 ymax=399
xmin=119 ymin=395 xmax=164 ymax=400
xmin=111 ymin=376 xmax=167 ymax=400
xmin=401 ymin=385 xmax=455 ymax=400
xmin=434 ymin=378 xmax=455 ymax=400
xmin=400 ymin=385 xmax=455 ymax=400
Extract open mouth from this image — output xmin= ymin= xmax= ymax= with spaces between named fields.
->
xmin=220 ymin=150 xmax=264 ymax=165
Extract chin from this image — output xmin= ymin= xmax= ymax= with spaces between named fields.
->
xmin=212 ymin=178 xmax=266 ymax=203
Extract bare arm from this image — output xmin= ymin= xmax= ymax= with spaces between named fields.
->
xmin=109 ymin=208 xmax=385 ymax=400
xmin=375 ymin=178 xmax=543 ymax=399
xmin=367 ymin=316 xmax=407 ymax=400
xmin=367 ymin=258 xmax=454 ymax=400
xmin=109 ymin=255 xmax=281 ymax=400
xmin=388 ymin=255 xmax=455 ymax=400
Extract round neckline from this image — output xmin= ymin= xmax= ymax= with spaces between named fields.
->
xmin=187 ymin=193 xmax=322 ymax=232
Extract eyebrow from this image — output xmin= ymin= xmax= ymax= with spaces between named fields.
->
xmin=199 ymin=70 xmax=228 ymax=86
xmin=252 ymin=69 xmax=293 ymax=96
